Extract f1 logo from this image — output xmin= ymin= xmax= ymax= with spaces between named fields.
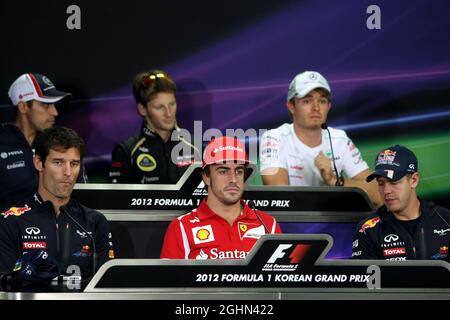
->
xmin=267 ymin=244 xmax=312 ymax=264
xmin=267 ymin=244 xmax=292 ymax=263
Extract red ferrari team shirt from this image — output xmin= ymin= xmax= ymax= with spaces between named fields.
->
xmin=160 ymin=199 xmax=282 ymax=259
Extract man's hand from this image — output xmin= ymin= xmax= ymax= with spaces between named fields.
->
xmin=314 ymin=151 xmax=336 ymax=186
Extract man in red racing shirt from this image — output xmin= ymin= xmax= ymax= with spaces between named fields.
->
xmin=160 ymin=136 xmax=281 ymax=259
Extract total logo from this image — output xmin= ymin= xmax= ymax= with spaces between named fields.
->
xmin=22 ymin=242 xmax=47 ymax=249
xmin=262 ymin=243 xmax=311 ymax=272
xmin=382 ymin=247 xmax=406 ymax=257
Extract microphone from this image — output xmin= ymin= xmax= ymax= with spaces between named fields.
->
xmin=419 ymin=227 xmax=427 ymax=259
xmin=61 ymin=222 xmax=71 ymax=267
xmin=247 ymin=200 xmax=270 ymax=233
xmin=321 ymin=123 xmax=342 ymax=186
xmin=60 ymin=206 xmax=97 ymax=277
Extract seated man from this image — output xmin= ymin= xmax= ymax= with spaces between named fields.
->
xmin=161 ymin=136 xmax=282 ymax=259
xmin=109 ymin=70 xmax=198 ymax=184
xmin=259 ymin=71 xmax=381 ymax=207
xmin=352 ymin=145 xmax=450 ymax=261
xmin=0 ymin=73 xmax=76 ymax=210
xmin=0 ymin=127 xmax=114 ymax=279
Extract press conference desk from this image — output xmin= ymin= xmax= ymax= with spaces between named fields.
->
xmin=2 ymin=288 xmax=450 ymax=300
xmin=2 ymin=235 xmax=449 ymax=300
xmin=3 ymin=169 xmax=448 ymax=300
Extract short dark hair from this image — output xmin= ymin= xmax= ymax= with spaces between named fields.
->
xmin=132 ymin=70 xmax=177 ymax=105
xmin=202 ymin=165 xmax=211 ymax=176
xmin=33 ymin=127 xmax=85 ymax=164
xmin=11 ymin=100 xmax=34 ymax=117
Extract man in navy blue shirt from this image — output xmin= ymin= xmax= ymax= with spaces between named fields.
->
xmin=0 ymin=127 xmax=113 ymax=278
xmin=352 ymin=145 xmax=450 ymax=261
xmin=0 ymin=73 xmax=74 ymax=210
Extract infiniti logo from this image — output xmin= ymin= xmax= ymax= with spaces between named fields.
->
xmin=384 ymin=234 xmax=399 ymax=243
xmin=25 ymin=227 xmax=41 ymax=235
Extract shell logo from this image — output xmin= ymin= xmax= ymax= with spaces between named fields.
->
xmin=196 ymin=228 xmax=210 ymax=241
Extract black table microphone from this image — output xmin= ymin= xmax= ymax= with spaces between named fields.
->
xmin=321 ymin=123 xmax=343 ymax=186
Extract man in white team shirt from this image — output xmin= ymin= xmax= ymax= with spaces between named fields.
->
xmin=259 ymin=71 xmax=381 ymax=207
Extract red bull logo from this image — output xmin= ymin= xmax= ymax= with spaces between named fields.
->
xmin=1 ymin=205 xmax=31 ymax=219
xmin=376 ymin=150 xmax=396 ymax=164
xmin=359 ymin=217 xmax=381 ymax=234
xmin=382 ymin=150 xmax=396 ymax=156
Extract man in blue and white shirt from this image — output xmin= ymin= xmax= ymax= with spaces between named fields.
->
xmin=259 ymin=71 xmax=381 ymax=207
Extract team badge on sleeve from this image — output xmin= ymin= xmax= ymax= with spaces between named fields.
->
xmin=359 ymin=217 xmax=381 ymax=234
xmin=1 ymin=205 xmax=31 ymax=218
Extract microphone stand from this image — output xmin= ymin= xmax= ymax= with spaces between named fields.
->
xmin=60 ymin=206 xmax=97 ymax=277
xmin=247 ymin=200 xmax=270 ymax=233
xmin=321 ymin=123 xmax=343 ymax=186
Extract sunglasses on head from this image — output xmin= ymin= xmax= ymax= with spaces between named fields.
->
xmin=141 ymin=72 xmax=172 ymax=88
